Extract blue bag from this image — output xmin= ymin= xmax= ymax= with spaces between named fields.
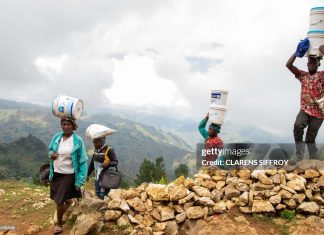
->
xmin=295 ymin=38 xmax=309 ymax=58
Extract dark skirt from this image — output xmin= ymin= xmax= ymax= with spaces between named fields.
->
xmin=50 ymin=172 xmax=82 ymax=205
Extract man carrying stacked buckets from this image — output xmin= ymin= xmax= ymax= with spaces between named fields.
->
xmin=286 ymin=7 xmax=324 ymax=162
xmin=198 ymin=90 xmax=228 ymax=166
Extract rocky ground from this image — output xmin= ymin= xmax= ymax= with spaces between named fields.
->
xmin=0 ymin=160 xmax=324 ymax=235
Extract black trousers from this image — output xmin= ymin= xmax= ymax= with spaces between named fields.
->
xmin=293 ymin=110 xmax=323 ymax=159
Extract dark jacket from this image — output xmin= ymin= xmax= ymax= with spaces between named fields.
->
xmin=87 ymin=146 xmax=118 ymax=177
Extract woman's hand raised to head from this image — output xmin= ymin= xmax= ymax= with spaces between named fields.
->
xmin=50 ymin=152 xmax=59 ymax=160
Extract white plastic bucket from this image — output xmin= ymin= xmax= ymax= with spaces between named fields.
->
xmin=211 ymin=89 xmax=228 ymax=106
xmin=52 ymin=95 xmax=83 ymax=119
xmin=307 ymin=30 xmax=324 ymax=56
xmin=209 ymin=105 xmax=227 ymax=125
xmin=309 ymin=7 xmax=324 ymax=31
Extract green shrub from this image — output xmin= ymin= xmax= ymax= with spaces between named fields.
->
xmin=280 ymin=209 xmax=296 ymax=220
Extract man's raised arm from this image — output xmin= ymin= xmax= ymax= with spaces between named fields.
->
xmin=286 ymin=53 xmax=300 ymax=77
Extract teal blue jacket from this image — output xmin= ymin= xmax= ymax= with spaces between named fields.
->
xmin=48 ymin=132 xmax=88 ymax=188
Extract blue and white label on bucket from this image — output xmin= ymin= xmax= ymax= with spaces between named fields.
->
xmin=211 ymin=92 xmax=221 ymax=99
xmin=58 ymin=106 xmax=64 ymax=113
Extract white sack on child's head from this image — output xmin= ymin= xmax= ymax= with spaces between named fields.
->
xmin=86 ymin=124 xmax=117 ymax=140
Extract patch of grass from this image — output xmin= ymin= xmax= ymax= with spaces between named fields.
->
xmin=253 ymin=213 xmax=274 ymax=223
xmin=280 ymin=209 xmax=296 ymax=221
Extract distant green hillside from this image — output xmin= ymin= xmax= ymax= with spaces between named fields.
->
xmin=0 ymin=99 xmax=192 ymax=179
xmin=0 ymin=135 xmax=48 ymax=179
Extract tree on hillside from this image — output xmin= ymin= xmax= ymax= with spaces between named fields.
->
xmin=153 ymin=156 xmax=168 ymax=183
xmin=134 ymin=158 xmax=154 ymax=186
xmin=175 ymin=163 xmax=189 ymax=178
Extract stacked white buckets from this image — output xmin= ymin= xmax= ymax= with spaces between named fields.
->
xmin=52 ymin=95 xmax=84 ymax=119
xmin=209 ymin=90 xmax=228 ymax=125
xmin=308 ymin=7 xmax=324 ymax=56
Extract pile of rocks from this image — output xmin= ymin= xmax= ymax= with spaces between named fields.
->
xmin=69 ymin=160 xmax=324 ymax=235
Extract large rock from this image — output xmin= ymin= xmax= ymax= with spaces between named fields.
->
xmin=171 ymin=175 xmax=186 ymax=186
xmin=202 ymin=180 xmax=217 ymax=190
xmin=70 ymin=212 xmax=101 ymax=235
xmin=186 ymin=206 xmax=207 ymax=219
xmin=108 ymin=189 xmax=122 ymax=200
xmin=79 ymin=198 xmax=106 ymax=213
xmin=297 ymin=202 xmax=320 ymax=214
xmin=226 ymin=200 xmax=236 ymax=210
xmin=285 ymin=174 xmax=306 ymax=191
xmin=239 ymin=192 xmax=249 ymax=206
xmin=128 ymin=214 xmax=140 ymax=225
xmin=169 ymin=185 xmax=189 ymax=201
xmin=143 ymin=215 xmax=156 ymax=227
xmin=153 ymin=222 xmax=167 ymax=232
xmin=165 ymin=220 xmax=179 ymax=235
xmin=210 ymin=189 xmax=223 ymax=202
xmin=280 ymin=184 xmax=297 ymax=194
xmin=179 ymin=192 xmax=195 ymax=204
xmin=146 ymin=184 xmax=169 ymax=201
xmin=283 ymin=199 xmax=297 ymax=209
xmin=240 ymin=207 xmax=252 ymax=214
xmin=216 ymin=181 xmax=226 ymax=190
xmin=194 ymin=173 xmax=211 ymax=180
xmin=160 ymin=206 xmax=175 ymax=222
xmin=213 ymin=201 xmax=226 ymax=213
xmin=127 ymin=197 xmax=146 ymax=212
xmin=192 ymin=186 xmax=211 ymax=197
xmin=184 ymin=178 xmax=194 ymax=189
xmin=176 ymin=212 xmax=187 ymax=224
xmin=224 ymin=185 xmax=240 ymax=199
xmin=104 ymin=210 xmax=122 ymax=221
xmin=292 ymin=194 xmax=305 ymax=204
xmin=304 ymin=169 xmax=320 ymax=178
xmin=269 ymin=194 xmax=281 ymax=205
xmin=278 ymin=189 xmax=293 ymax=199
xmin=238 ymin=169 xmax=251 ymax=180
xmin=252 ymin=200 xmax=275 ymax=213
xmin=235 ymin=182 xmax=249 ymax=192
xmin=257 ymin=173 xmax=273 ymax=185
xmin=117 ymin=214 xmax=130 ymax=227
xmin=252 ymin=182 xmax=274 ymax=191
xmin=122 ymin=188 xmax=141 ymax=199
xmin=317 ymin=176 xmax=324 ymax=188
xmin=197 ymin=197 xmax=215 ymax=207
xmin=107 ymin=198 xmax=121 ymax=209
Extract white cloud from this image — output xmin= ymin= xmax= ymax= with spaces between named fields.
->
xmin=2 ymin=0 xmax=324 ymax=140
xmin=104 ymin=54 xmax=190 ymax=109
xmin=35 ymin=54 xmax=69 ymax=77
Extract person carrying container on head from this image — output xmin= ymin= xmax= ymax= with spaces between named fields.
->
xmin=286 ymin=39 xmax=324 ymax=160
xmin=87 ymin=136 xmax=118 ymax=200
xmin=198 ymin=113 xmax=224 ymax=166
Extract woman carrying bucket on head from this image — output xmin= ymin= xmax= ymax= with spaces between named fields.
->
xmin=48 ymin=117 xmax=88 ymax=234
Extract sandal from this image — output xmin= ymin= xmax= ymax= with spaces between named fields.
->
xmin=53 ymin=225 xmax=62 ymax=234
